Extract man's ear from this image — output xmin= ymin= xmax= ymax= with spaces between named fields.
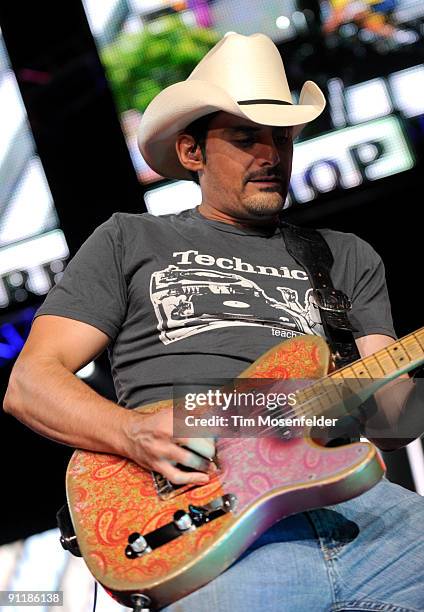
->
xmin=175 ymin=134 xmax=204 ymax=173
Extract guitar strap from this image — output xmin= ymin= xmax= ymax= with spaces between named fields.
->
xmin=280 ymin=222 xmax=365 ymax=443
xmin=279 ymin=221 xmax=360 ymax=369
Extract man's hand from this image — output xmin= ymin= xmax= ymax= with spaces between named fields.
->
xmin=123 ymin=407 xmax=216 ymax=485
xmin=4 ymin=317 xmax=216 ymax=477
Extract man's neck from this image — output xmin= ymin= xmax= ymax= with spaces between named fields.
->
xmin=196 ymin=203 xmax=280 ymax=232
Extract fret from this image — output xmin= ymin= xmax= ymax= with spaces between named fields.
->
xmin=385 ymin=343 xmax=409 ymax=369
xmin=362 ymin=355 xmax=385 ymax=378
xmin=315 ymin=391 xmax=329 ymax=417
xmin=330 ymin=370 xmax=344 ymax=379
xmin=295 ymin=388 xmax=311 ymax=409
xmin=399 ymin=337 xmax=423 ymax=361
xmin=351 ymin=360 xmax=373 ymax=380
xmin=413 ymin=331 xmax=424 ymax=352
xmin=373 ymin=350 xmax=397 ymax=376
xmin=301 ymin=386 xmax=316 ymax=400
xmin=297 ymin=380 xmax=338 ymax=418
xmin=302 ymin=381 xmax=328 ymax=417
xmin=322 ymin=380 xmax=345 ymax=410
xmin=337 ymin=367 xmax=368 ymax=394
xmin=309 ymin=381 xmax=341 ymax=416
xmin=298 ymin=383 xmax=320 ymax=406
xmin=335 ymin=365 xmax=356 ymax=380
xmin=294 ymin=387 xmax=314 ymax=414
xmin=408 ymin=332 xmax=424 ymax=357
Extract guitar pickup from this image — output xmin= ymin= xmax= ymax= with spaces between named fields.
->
xmin=188 ymin=493 xmax=237 ymax=527
xmin=152 ymin=469 xmax=200 ymax=500
xmin=152 ymin=457 xmax=219 ymax=501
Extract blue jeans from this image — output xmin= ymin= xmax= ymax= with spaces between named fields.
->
xmin=163 ymin=477 xmax=424 ymax=611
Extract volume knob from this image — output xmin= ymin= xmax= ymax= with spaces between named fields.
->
xmin=127 ymin=533 xmax=151 ymax=555
xmin=173 ymin=510 xmax=195 ymax=532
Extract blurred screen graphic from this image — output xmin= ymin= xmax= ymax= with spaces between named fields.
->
xmin=320 ymin=0 xmax=423 ymax=48
xmin=81 ymin=0 xmax=422 ymax=216
xmin=144 ymin=114 xmax=413 ymax=216
xmin=0 ymin=31 xmax=69 ymax=315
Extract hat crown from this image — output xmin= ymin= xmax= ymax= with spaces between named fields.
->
xmin=137 ymin=32 xmax=326 ymax=181
xmin=188 ymin=33 xmax=293 ymax=104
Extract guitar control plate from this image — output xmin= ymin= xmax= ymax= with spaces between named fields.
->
xmin=125 ymin=494 xmax=237 ymax=559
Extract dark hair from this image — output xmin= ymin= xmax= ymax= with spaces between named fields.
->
xmin=181 ymin=111 xmax=220 ymax=184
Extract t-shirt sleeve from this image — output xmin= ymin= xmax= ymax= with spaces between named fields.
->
xmin=33 ymin=213 xmax=127 ymax=340
xmin=348 ymin=237 xmax=396 ymax=340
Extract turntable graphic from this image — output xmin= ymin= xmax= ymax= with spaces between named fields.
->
xmin=150 ymin=265 xmax=323 ymax=344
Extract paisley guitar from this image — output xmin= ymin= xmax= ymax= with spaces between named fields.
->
xmin=63 ymin=329 xmax=424 ymax=610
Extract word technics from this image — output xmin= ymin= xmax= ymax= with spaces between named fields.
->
xmin=173 ymin=250 xmax=308 ymax=280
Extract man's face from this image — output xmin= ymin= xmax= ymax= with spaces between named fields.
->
xmin=199 ymin=111 xmax=293 ymax=221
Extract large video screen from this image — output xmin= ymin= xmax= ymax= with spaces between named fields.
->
xmin=320 ymin=0 xmax=424 ymax=48
xmin=0 ymin=30 xmax=69 ymax=367
xmin=82 ymin=0 xmax=422 ymax=215
xmin=0 ymin=31 xmax=69 ymax=315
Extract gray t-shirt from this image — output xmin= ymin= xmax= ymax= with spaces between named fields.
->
xmin=34 ymin=208 xmax=395 ymax=408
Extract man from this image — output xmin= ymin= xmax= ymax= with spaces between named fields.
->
xmin=4 ymin=33 xmax=424 ymax=611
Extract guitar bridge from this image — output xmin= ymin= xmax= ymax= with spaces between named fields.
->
xmin=152 ymin=454 xmax=219 ymax=500
xmin=152 ymin=470 xmax=197 ymax=500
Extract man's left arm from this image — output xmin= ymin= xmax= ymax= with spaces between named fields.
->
xmin=355 ymin=334 xmax=424 ymax=451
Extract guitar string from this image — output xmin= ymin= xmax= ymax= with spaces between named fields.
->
xmin=178 ymin=334 xmax=424 ymax=455
xmin=235 ymin=342 xmax=424 ymax=436
xmin=178 ymin=355 xmax=388 ymax=445
xmin=214 ymin=388 xmax=348 ymax=451
xmin=184 ymin=337 xmax=424 ymax=449
xmin=182 ymin=377 xmax=372 ymax=444
xmin=215 ymin=358 xmax=422 ymax=450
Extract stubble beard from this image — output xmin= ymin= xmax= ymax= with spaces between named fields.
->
xmin=242 ymin=190 xmax=284 ymax=218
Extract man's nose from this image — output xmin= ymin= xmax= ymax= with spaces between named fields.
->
xmin=258 ymin=136 xmax=281 ymax=165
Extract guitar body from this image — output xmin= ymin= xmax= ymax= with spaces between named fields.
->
xmin=66 ymin=335 xmax=385 ymax=609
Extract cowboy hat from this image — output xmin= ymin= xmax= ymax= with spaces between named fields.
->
xmin=137 ymin=32 xmax=326 ymax=181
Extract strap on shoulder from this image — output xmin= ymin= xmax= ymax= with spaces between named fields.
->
xmin=280 ymin=221 xmax=360 ymax=369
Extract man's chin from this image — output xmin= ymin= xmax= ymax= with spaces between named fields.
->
xmin=242 ymin=193 xmax=284 ymax=218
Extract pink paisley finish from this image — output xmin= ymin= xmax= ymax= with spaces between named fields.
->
xmin=88 ymin=551 xmax=107 ymax=572
xmin=256 ymin=436 xmax=293 ymax=466
xmin=242 ymin=337 xmax=325 ymax=379
xmin=71 ymin=486 xmax=88 ymax=513
xmin=67 ymin=448 xmax=233 ymax=589
xmin=195 ymin=528 xmax=219 ymax=552
xmin=68 ymin=436 xmax=376 ymax=593
xmin=215 ymin=437 xmax=371 ymax=512
xmin=246 ymin=472 xmax=274 ymax=494
xmin=93 ymin=458 xmax=128 ymax=480
xmin=95 ymin=508 xmax=141 ymax=546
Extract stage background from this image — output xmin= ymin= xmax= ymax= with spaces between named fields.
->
xmin=0 ymin=1 xmax=423 ymax=610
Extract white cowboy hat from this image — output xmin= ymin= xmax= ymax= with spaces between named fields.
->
xmin=137 ymin=32 xmax=326 ymax=181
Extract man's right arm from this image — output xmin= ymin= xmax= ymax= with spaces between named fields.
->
xmin=3 ymin=315 xmax=212 ymax=485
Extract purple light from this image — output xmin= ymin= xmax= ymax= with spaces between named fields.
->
xmin=188 ymin=0 xmax=212 ymax=28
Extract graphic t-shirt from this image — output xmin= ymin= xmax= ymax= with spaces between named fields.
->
xmin=34 ymin=208 xmax=396 ymax=408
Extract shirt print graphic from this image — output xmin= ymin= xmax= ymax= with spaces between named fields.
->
xmin=150 ymin=261 xmax=324 ymax=345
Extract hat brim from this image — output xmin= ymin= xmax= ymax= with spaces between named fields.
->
xmin=138 ymin=79 xmax=326 ymax=181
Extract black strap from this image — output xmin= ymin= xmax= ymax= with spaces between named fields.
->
xmin=280 ymin=222 xmax=360 ymax=369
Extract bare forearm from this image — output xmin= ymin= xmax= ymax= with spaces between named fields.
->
xmin=3 ymin=357 xmax=130 ymax=457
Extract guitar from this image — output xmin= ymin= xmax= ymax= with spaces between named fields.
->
xmin=63 ymin=330 xmax=424 ymax=610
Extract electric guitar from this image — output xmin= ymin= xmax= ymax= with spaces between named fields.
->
xmin=63 ymin=329 xmax=424 ymax=610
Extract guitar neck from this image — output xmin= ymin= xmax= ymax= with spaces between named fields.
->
xmin=297 ymin=327 xmax=424 ymax=418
